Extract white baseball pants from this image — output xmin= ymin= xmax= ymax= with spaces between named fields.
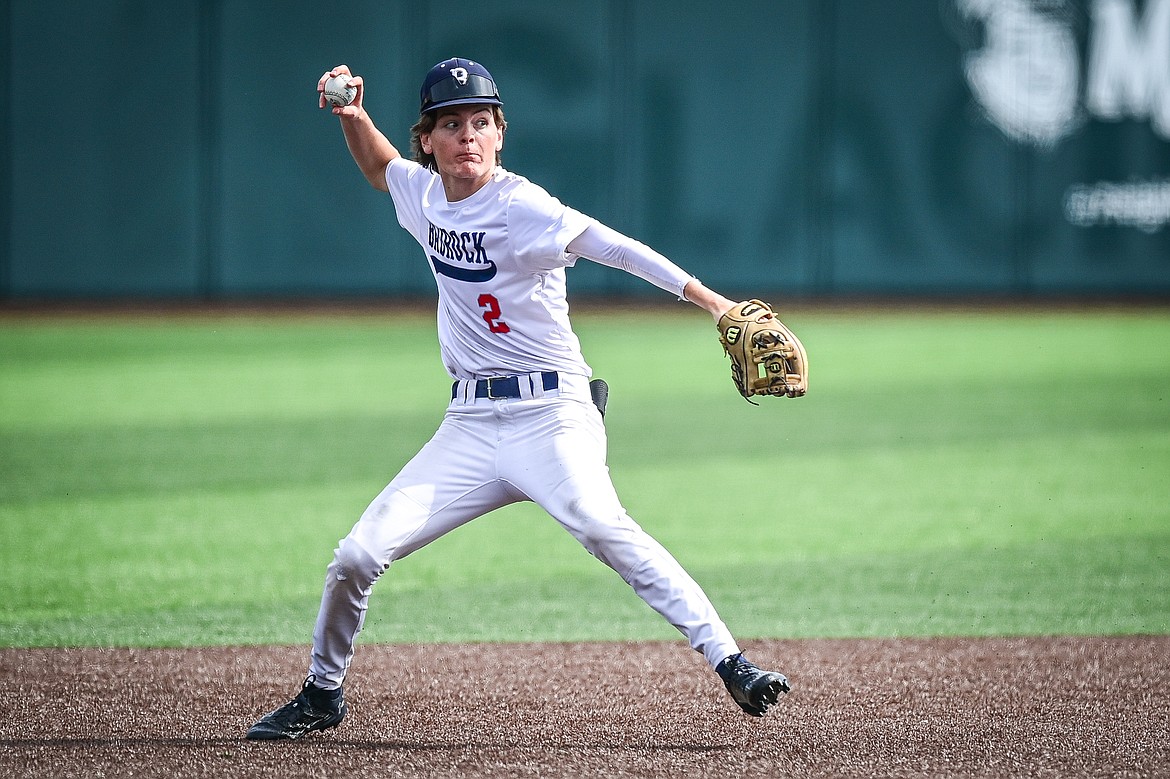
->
xmin=307 ymin=372 xmax=740 ymax=688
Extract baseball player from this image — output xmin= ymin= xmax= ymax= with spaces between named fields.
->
xmin=246 ymin=58 xmax=790 ymax=740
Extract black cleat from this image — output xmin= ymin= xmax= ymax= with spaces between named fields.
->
xmin=246 ymin=676 xmax=347 ymax=740
xmin=716 ymin=653 xmax=790 ymax=717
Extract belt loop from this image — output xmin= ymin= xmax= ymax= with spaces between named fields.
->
xmin=520 ymin=373 xmax=538 ymax=400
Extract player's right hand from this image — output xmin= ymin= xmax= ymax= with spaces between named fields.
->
xmin=317 ymin=65 xmax=364 ymax=116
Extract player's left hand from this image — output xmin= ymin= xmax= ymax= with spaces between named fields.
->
xmin=716 ymin=300 xmax=808 ymax=401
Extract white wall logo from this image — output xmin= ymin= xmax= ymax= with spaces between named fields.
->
xmin=954 ymin=0 xmax=1170 ymax=231
xmin=958 ymin=0 xmax=1170 ymax=144
xmin=958 ymin=0 xmax=1081 ymax=146
xmin=1086 ymin=0 xmax=1170 ymax=136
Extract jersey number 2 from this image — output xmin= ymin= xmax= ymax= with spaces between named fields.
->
xmin=478 ymin=294 xmax=511 ymax=334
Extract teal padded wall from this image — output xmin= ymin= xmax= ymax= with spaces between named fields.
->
xmin=4 ymin=0 xmax=1169 ymax=299
xmin=7 ymin=1 xmax=204 ymax=296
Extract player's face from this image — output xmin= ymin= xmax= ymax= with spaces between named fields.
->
xmin=421 ymin=105 xmax=503 ymax=198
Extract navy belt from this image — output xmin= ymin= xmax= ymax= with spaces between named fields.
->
xmin=453 ymin=371 xmax=559 ymax=400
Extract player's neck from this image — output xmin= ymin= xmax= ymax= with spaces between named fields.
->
xmin=441 ymin=167 xmax=496 ymax=203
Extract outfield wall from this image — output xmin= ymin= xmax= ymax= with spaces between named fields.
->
xmin=4 ymin=0 xmax=1169 ymax=300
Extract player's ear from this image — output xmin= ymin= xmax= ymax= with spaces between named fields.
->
xmin=420 ymin=132 xmax=432 ymax=154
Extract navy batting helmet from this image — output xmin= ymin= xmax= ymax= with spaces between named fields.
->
xmin=419 ymin=58 xmax=503 ymax=114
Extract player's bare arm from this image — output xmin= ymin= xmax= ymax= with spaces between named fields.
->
xmin=339 ymin=110 xmax=399 ymax=192
xmin=318 ymin=66 xmax=400 ymax=192
xmin=683 ymin=279 xmax=737 ymax=321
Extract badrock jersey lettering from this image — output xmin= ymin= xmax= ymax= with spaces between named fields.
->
xmin=386 ymin=158 xmax=595 ymax=380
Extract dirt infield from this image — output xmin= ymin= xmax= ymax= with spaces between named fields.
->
xmin=3 ymin=636 xmax=1166 ymax=778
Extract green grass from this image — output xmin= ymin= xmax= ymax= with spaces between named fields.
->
xmin=1 ymin=307 xmax=1168 ymax=647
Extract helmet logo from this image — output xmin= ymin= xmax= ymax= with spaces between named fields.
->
xmin=450 ymin=67 xmax=469 ymax=85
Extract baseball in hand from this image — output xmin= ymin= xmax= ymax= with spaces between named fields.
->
xmin=323 ymin=74 xmax=357 ymax=107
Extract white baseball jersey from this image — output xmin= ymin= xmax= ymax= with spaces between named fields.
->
xmin=386 ymin=158 xmax=595 ymax=379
